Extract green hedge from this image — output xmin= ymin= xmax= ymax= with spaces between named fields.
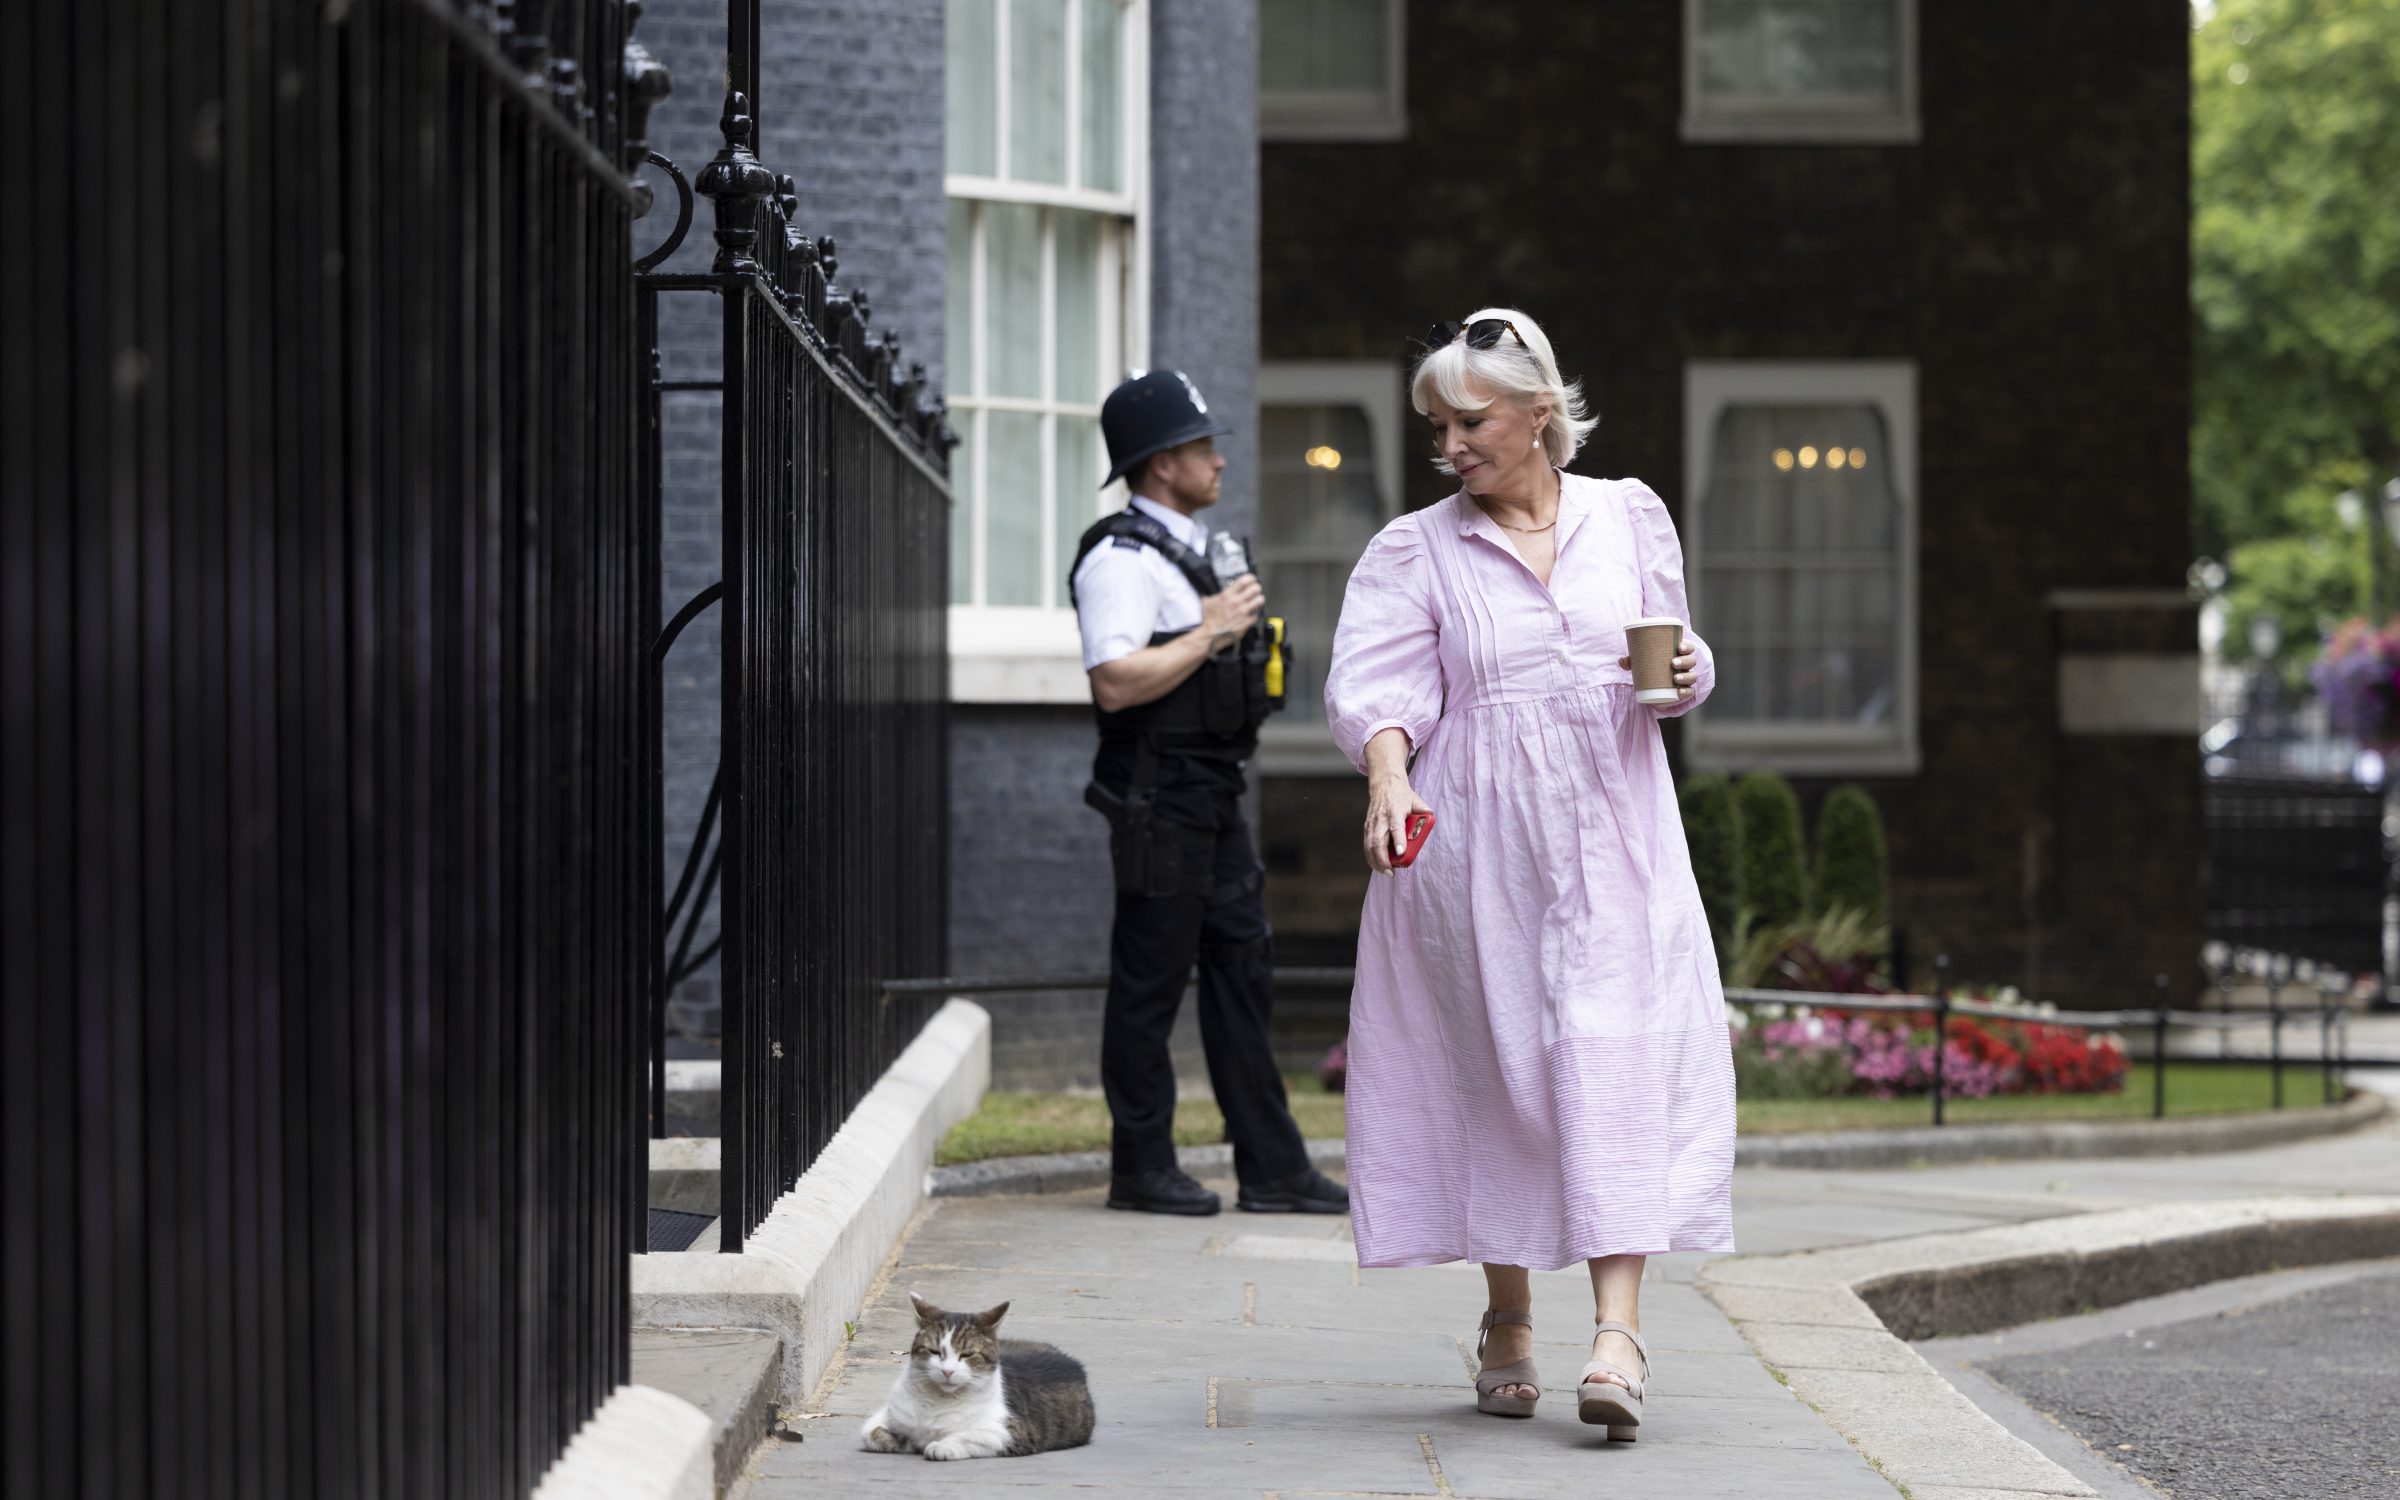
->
xmin=1812 ymin=784 xmax=1889 ymax=923
xmin=1734 ymin=771 xmax=1809 ymax=928
xmin=1678 ymin=773 xmax=1742 ymax=960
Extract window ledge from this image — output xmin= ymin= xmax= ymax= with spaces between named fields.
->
xmin=949 ymin=606 xmax=1091 ymax=705
xmin=1680 ymin=111 xmax=1920 ymax=145
xmin=1685 ymin=730 xmax=1921 ymax=778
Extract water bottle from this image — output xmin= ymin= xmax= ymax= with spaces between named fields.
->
xmin=1208 ymin=531 xmax=1253 ymax=584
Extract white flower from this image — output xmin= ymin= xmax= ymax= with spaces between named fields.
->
xmin=1794 ymin=1004 xmax=1814 ymax=1022
xmin=1725 ymin=1005 xmax=1752 ymax=1032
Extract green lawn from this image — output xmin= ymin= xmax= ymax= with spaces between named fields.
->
xmin=934 ymin=1064 xmax=2331 ymax=1166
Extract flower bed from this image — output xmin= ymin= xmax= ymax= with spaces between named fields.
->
xmin=1728 ymin=992 xmax=2128 ymax=1102
xmin=2312 ymin=616 xmax=2400 ymax=751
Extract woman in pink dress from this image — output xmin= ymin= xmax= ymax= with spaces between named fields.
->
xmin=1323 ymin=308 xmax=1734 ymax=1440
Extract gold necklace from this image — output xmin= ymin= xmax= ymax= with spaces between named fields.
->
xmin=1493 ymin=515 xmax=1557 ymax=534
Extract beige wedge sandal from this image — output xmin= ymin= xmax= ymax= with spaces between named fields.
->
xmin=1472 ymin=1309 xmax=1541 ymax=1418
xmin=1577 ymin=1319 xmax=1649 ymax=1441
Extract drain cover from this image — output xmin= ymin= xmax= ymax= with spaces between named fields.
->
xmin=647 ymin=1206 xmax=715 ymax=1252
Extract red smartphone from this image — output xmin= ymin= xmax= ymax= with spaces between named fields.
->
xmin=1392 ymin=810 xmax=1436 ymax=868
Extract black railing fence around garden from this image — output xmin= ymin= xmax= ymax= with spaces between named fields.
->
xmin=5 ymin=2 xmax=653 ymax=1496
xmin=639 ymin=88 xmax=955 ymax=1250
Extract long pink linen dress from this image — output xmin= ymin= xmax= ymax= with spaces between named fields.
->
xmin=1324 ymin=473 xmax=1735 ymax=1270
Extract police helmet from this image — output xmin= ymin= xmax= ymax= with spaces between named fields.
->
xmin=1099 ymin=369 xmax=1234 ymax=488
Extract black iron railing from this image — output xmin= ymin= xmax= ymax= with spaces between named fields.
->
xmin=4 ymin=1 xmax=651 ymax=1496
xmin=638 ymin=92 xmax=955 ymax=1249
xmin=2203 ymin=775 xmax=2388 ymax=991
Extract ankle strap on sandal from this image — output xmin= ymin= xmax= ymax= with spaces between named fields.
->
xmin=1480 ymin=1309 xmax=1533 ymax=1330
xmin=1592 ymin=1320 xmax=1648 ymax=1359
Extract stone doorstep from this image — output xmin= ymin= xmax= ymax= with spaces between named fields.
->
xmin=629 ymin=1329 xmax=783 ymax=1500
xmin=926 ymin=1089 xmax=2389 ymax=1198
xmin=1695 ymin=1195 xmax=2400 ymax=1500
xmin=631 ymin=999 xmax=993 ymax=1414
xmin=648 ymin=1136 xmax=722 ymax=1218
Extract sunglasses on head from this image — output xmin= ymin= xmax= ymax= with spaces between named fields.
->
xmin=1426 ymin=317 xmax=1527 ymax=353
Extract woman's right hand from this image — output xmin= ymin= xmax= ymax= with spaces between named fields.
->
xmin=1363 ymin=771 xmax=1433 ymax=876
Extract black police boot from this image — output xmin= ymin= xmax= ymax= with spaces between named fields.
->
xmin=1236 ymin=1168 xmax=1350 ymax=1215
xmin=1106 ymin=1166 xmax=1222 ymax=1216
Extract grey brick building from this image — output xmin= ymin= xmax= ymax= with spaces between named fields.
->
xmin=646 ymin=0 xmax=2198 ymax=1074
xmin=643 ymin=0 xmax=1265 ymax=1081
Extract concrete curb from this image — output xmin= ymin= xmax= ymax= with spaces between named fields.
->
xmin=1735 ymin=1086 xmax=2386 ymax=1169
xmin=532 ymin=1383 xmax=714 ymax=1500
xmin=632 ymin=999 xmax=992 ymax=1410
xmin=925 ymin=1091 xmax=2384 ymax=1197
xmin=1695 ymin=1196 xmax=2400 ymax=1499
xmin=928 ymin=1136 xmax=1347 ymax=1197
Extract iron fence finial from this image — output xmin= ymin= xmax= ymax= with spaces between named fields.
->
xmin=697 ymin=91 xmax=775 ymax=276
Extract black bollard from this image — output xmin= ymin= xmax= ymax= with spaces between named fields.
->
xmin=2152 ymin=973 xmax=2171 ymax=1119
xmin=1932 ymin=955 xmax=1951 ymax=1127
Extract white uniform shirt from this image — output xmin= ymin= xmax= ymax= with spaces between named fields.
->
xmin=1072 ymin=494 xmax=1213 ymax=670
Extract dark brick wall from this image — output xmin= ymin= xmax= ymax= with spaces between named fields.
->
xmin=1148 ymin=0 xmax=1261 ymax=540
xmin=1258 ymin=0 xmax=2198 ymax=1006
xmin=637 ymin=0 xmax=948 ymax=1038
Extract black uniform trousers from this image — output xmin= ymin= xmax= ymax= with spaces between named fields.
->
xmin=1099 ymin=777 xmax=1312 ymax=1185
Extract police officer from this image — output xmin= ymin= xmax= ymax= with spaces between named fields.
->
xmin=1069 ymin=370 xmax=1349 ymax=1218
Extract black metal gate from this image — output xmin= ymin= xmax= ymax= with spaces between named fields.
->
xmin=4 ymin=2 xmax=647 ymax=1495
xmin=2203 ymin=776 xmax=2388 ymax=981
xmin=639 ymin=94 xmax=955 ymax=1249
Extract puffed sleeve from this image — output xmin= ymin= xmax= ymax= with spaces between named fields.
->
xmin=1624 ymin=478 xmax=1715 ymax=718
xmin=1325 ymin=515 xmax=1445 ymax=773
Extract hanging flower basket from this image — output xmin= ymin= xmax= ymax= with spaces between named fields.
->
xmin=2311 ymin=617 xmax=2400 ymax=753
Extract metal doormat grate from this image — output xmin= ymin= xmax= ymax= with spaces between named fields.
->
xmin=648 ymin=1207 xmax=716 ymax=1253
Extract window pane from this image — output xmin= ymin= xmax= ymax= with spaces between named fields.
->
xmin=1080 ymin=0 xmax=1122 ymax=192
xmin=1697 ymin=0 xmax=1901 ymax=106
xmin=1322 ymin=0 xmax=1388 ymax=90
xmin=1054 ymin=211 xmax=1100 ymax=405
xmin=983 ymin=202 xmax=1043 ymax=400
xmin=1256 ymin=400 xmax=1389 ymax=734
xmin=947 ymin=0 xmax=998 ymax=175
xmin=950 ymin=413 xmax=980 ymax=604
xmin=1010 ymin=0 xmax=1070 ymax=185
xmin=946 ymin=199 xmax=976 ymax=395
xmin=985 ymin=411 xmax=1045 ymax=606
xmin=1259 ymin=0 xmax=1315 ymax=90
xmin=1055 ymin=414 xmax=1101 ymax=591
xmin=1700 ymin=397 xmax=1899 ymax=724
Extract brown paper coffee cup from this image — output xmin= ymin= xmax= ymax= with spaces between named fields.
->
xmin=1627 ymin=617 xmax=1685 ymax=705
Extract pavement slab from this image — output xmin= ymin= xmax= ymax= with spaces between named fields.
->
xmin=731 ymin=1170 xmax=1897 ymax=1499
xmin=730 ymin=1074 xmax=2400 ymax=1498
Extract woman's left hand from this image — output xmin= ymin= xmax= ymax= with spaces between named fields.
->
xmin=1617 ymin=648 xmax=1698 ymax=702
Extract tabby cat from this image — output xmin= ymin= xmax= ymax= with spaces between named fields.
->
xmin=860 ymin=1293 xmax=1096 ymax=1461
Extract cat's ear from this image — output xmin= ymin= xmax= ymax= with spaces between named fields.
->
xmin=971 ymin=1301 xmax=1010 ymax=1330
xmin=909 ymin=1291 xmax=943 ymax=1323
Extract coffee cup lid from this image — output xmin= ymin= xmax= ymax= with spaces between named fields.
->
xmin=1626 ymin=616 xmax=1684 ymax=631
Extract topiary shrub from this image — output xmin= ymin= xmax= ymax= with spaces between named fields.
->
xmin=1812 ymin=783 xmax=1889 ymax=924
xmin=1678 ymin=773 xmax=1742 ymax=962
xmin=1734 ymin=771 xmax=1809 ymax=929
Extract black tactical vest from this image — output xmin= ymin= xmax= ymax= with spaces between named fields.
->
xmin=1068 ymin=508 xmax=1274 ymax=758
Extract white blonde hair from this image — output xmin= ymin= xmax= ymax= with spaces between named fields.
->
xmin=1409 ymin=306 xmax=1597 ymax=474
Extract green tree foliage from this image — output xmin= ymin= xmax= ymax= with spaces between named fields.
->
xmin=1678 ymin=772 xmax=1742 ymax=960
xmin=1811 ymin=784 xmax=1888 ymax=923
xmin=1734 ymin=772 xmax=1809 ymax=929
xmin=2194 ymin=0 xmax=2400 ymax=665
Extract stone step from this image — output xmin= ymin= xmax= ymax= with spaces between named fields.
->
xmin=628 ymin=1328 xmax=781 ymax=1499
xmin=664 ymin=1059 xmax=721 ymax=1136
xmin=649 ymin=1136 xmax=721 ymax=1217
